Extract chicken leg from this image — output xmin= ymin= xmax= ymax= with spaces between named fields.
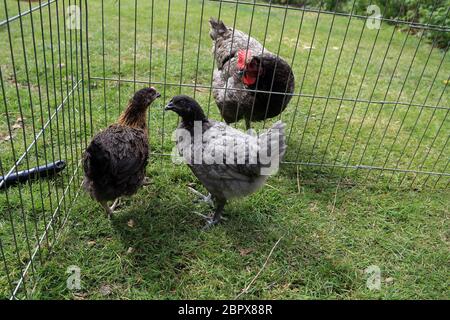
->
xmin=203 ymin=200 xmax=226 ymax=229
xmin=100 ymin=198 xmax=120 ymax=219
xmin=191 ymin=193 xmax=226 ymax=229
xmin=188 ymin=186 xmax=214 ymax=207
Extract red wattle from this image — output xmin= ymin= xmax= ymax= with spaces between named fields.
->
xmin=243 ymin=74 xmax=256 ymax=86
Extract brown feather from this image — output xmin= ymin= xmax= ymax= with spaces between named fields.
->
xmin=82 ymin=87 xmax=159 ymax=208
xmin=117 ymin=102 xmax=148 ymax=130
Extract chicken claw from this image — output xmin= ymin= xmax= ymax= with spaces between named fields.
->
xmin=203 ymin=217 xmax=221 ymax=230
xmin=193 ymin=201 xmax=226 ymax=230
xmin=194 ymin=212 xmax=222 ymax=230
xmin=110 ymin=198 xmax=121 ymax=212
xmin=142 ymin=177 xmax=151 ymax=186
xmin=100 ymin=199 xmax=121 ymax=219
xmin=188 ymin=187 xmax=213 ymax=207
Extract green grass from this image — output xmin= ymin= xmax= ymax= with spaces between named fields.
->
xmin=0 ymin=0 xmax=449 ymax=299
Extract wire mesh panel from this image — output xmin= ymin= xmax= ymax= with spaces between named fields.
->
xmin=0 ymin=0 xmax=449 ymax=299
xmin=0 ymin=0 xmax=91 ymax=299
xmin=86 ymin=0 xmax=449 ymax=187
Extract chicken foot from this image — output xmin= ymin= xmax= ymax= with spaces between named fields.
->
xmin=202 ymin=201 xmax=226 ymax=230
xmin=142 ymin=177 xmax=151 ymax=186
xmin=188 ymin=186 xmax=214 ymax=207
xmin=194 ymin=200 xmax=226 ymax=229
xmin=100 ymin=198 xmax=121 ymax=219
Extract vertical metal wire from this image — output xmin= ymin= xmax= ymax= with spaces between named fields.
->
xmin=308 ymin=0 xmax=357 ymax=163
xmin=73 ymin=0 xmax=84 ymax=159
xmin=36 ymin=0 xmax=60 ymax=198
xmin=213 ymin=0 xmax=241 ymax=125
xmin=389 ymin=8 xmax=450 ymax=185
xmin=318 ymin=1 xmax=373 ymax=169
xmin=287 ymin=1 xmax=325 ymax=147
xmin=14 ymin=0 xmax=45 ymax=266
xmin=161 ymin=0 xmax=172 ymax=152
xmin=434 ymin=155 xmax=450 ymax=188
xmin=118 ymin=0 xmax=122 ymax=114
xmin=193 ymin=0 xmax=206 ymax=99
xmin=365 ymin=3 xmax=434 ymax=180
xmin=0 ymin=68 xmax=30 ymax=299
xmin=2 ymin=0 xmax=40 ymax=295
xmin=25 ymin=1 xmax=55 ymax=244
xmin=412 ymin=79 xmax=450 ymax=188
xmin=245 ymin=0 xmax=274 ymax=128
xmin=278 ymin=3 xmax=306 ymax=125
xmin=361 ymin=13 xmax=418 ymax=182
xmin=260 ymin=0 xmax=290 ymax=130
xmin=372 ymin=3 xmax=439 ymax=182
xmin=16 ymin=0 xmax=52 ymax=252
xmin=147 ymin=0 xmax=155 ymax=135
xmin=301 ymin=1 xmax=341 ymax=159
xmin=61 ymin=0 xmax=79 ymax=202
xmin=422 ymin=131 xmax=450 ymax=188
xmin=46 ymin=0 xmax=67 ymax=230
xmin=179 ymin=0 xmax=189 ymax=95
xmin=220 ymin=0 xmax=258 ymax=127
xmin=205 ymin=0 xmax=224 ymax=117
xmin=321 ymin=0 xmax=374 ymax=173
xmin=236 ymin=0 xmax=257 ymax=125
xmin=84 ymin=0 xmax=93 ymax=138
xmin=338 ymin=3 xmax=390 ymax=179
xmin=72 ymin=0 xmax=83 ymax=195
xmin=75 ymin=0 xmax=85 ymax=165
xmin=79 ymin=0 xmax=88 ymax=151
xmin=404 ymin=99 xmax=448 ymax=187
xmin=0 ymin=237 xmax=13 ymax=298
xmin=55 ymin=0 xmax=73 ymax=207
xmin=67 ymin=0 xmax=82 ymax=190
xmin=351 ymin=15 xmax=401 ymax=180
xmin=133 ymin=0 xmax=138 ymax=93
xmin=101 ymin=0 xmax=107 ymax=126
xmin=148 ymin=0 xmax=154 ymax=86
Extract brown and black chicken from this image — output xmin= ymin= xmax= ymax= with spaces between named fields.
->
xmin=210 ymin=18 xmax=295 ymax=129
xmin=83 ymin=87 xmax=160 ymax=218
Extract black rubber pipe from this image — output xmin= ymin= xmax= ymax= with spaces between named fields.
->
xmin=0 ymin=160 xmax=66 ymax=189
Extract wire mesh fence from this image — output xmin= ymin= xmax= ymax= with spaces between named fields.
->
xmin=0 ymin=0 xmax=448 ymax=299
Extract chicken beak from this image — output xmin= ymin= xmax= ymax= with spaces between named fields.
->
xmin=149 ymin=87 xmax=161 ymax=99
xmin=164 ymin=102 xmax=175 ymax=111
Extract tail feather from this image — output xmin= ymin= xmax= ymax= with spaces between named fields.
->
xmin=209 ymin=17 xmax=228 ymax=39
xmin=83 ymin=140 xmax=111 ymax=182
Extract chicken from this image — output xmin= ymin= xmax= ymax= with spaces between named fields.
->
xmin=165 ymin=95 xmax=287 ymax=228
xmin=209 ymin=18 xmax=295 ymax=129
xmin=83 ymin=87 xmax=161 ymax=218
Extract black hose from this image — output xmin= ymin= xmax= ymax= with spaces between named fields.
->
xmin=0 ymin=160 xmax=66 ymax=190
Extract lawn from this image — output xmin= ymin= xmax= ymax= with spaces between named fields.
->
xmin=0 ymin=0 xmax=449 ymax=299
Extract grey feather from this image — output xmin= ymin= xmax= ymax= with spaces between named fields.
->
xmin=177 ymin=120 xmax=287 ymax=201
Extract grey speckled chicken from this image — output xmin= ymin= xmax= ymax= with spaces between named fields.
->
xmin=210 ymin=18 xmax=295 ymax=129
xmin=165 ymin=95 xmax=287 ymax=228
xmin=83 ymin=87 xmax=161 ymax=218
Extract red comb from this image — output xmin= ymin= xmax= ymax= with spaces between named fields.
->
xmin=237 ymin=49 xmax=252 ymax=70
